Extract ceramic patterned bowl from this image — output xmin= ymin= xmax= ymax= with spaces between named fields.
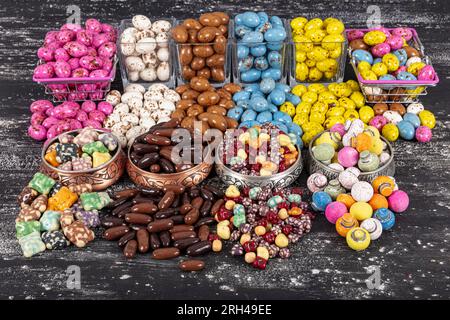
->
xmin=40 ymin=129 xmax=126 ymax=191
xmin=215 ymin=143 xmax=303 ymax=188
xmin=307 ymin=131 xmax=395 ymax=182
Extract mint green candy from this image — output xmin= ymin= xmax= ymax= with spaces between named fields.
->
xmin=40 ymin=210 xmax=61 ymax=232
xmin=233 ymin=204 xmax=245 ymax=216
xmin=16 ymin=221 xmax=41 ymax=239
xmin=232 ymin=213 xmax=246 ymax=228
xmin=288 ymin=194 xmax=302 ymax=203
xmin=19 ymin=231 xmax=46 ymax=258
xmin=249 ymin=187 xmax=262 ymax=200
xmin=80 ymin=192 xmax=111 ymax=211
xmin=82 ymin=141 xmax=109 ymax=155
xmin=267 ymin=195 xmax=283 ymax=208
xmin=28 ymin=172 xmax=55 ymax=195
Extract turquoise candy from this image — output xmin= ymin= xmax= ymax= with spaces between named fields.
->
xmin=16 ymin=221 xmax=41 ymax=239
xmin=28 ymin=172 xmax=55 ymax=195
xmin=82 ymin=141 xmax=109 ymax=155
xmin=397 ymin=120 xmax=415 ymax=140
xmin=233 ymin=204 xmax=246 ymax=216
xmin=374 ymin=208 xmax=395 ymax=230
xmin=80 ymin=192 xmax=111 ymax=211
xmin=40 ymin=210 xmax=61 ymax=232
xmin=288 ymin=194 xmax=302 ymax=203
xmin=233 ymin=213 xmax=246 ymax=228
xmin=249 ymin=187 xmax=262 ymax=200
xmin=18 ymin=231 xmax=46 ymax=258
xmin=267 ymin=195 xmax=283 ymax=208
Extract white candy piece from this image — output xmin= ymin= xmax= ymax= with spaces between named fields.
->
xmin=158 ymin=99 xmax=175 ymax=111
xmin=103 ymin=113 xmax=121 ymax=129
xmin=157 ymin=62 xmax=170 ymax=81
xmin=136 ymin=37 xmax=157 ymax=54
xmin=125 ymin=56 xmax=145 ymax=72
xmin=361 ymin=218 xmax=383 ymax=240
xmin=139 ymin=117 xmax=156 ymax=130
xmin=127 ymin=97 xmax=144 ymax=110
xmin=142 ymin=52 xmax=158 ymax=65
xmin=157 ymin=116 xmax=171 ymax=124
xmin=124 ymin=83 xmax=146 ymax=94
xmin=157 ymin=47 xmax=169 ymax=62
xmin=121 ymin=91 xmax=143 ymax=104
xmin=140 ymin=67 xmax=158 ymax=81
xmin=128 ymin=71 xmax=140 ymax=81
xmin=406 ymin=103 xmax=424 ymax=115
xmin=351 ymin=181 xmax=374 ymax=202
xmin=105 ymin=90 xmax=121 ymax=106
xmin=112 ymin=103 xmax=130 ymax=117
xmin=132 ymin=15 xmax=152 ymax=31
xmin=164 ymin=89 xmax=181 ymax=103
xmin=383 ymin=110 xmax=403 ymax=125
xmin=151 ymin=20 xmax=172 ymax=33
xmin=144 ymin=89 xmax=164 ymax=101
xmin=122 ymin=114 xmax=139 ymax=125
xmin=155 ymin=33 xmax=169 ymax=48
xmin=328 ymin=163 xmax=344 ymax=172
xmin=121 ymin=42 xmax=136 ymax=56
xmin=111 ymin=121 xmax=132 ymax=136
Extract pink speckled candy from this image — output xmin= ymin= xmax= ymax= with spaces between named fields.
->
xmin=417 ymin=65 xmax=436 ymax=81
xmin=61 ymin=23 xmax=83 ymax=32
xmin=388 ymin=190 xmax=409 ymax=213
xmin=85 ymin=18 xmax=103 ymax=34
xmin=81 ymin=101 xmax=97 ymax=113
xmin=347 ymin=30 xmax=365 ymax=41
xmin=72 ymin=67 xmax=89 ymax=78
xmin=83 ymin=119 xmax=102 ymax=129
xmin=56 ymin=30 xmax=75 ymax=44
xmin=68 ymin=57 xmax=80 ymax=70
xmin=76 ymin=30 xmax=93 ymax=46
xmin=92 ymin=33 xmax=110 ymax=48
xmin=415 ymin=125 xmax=432 ymax=143
xmin=33 ymin=63 xmax=54 ymax=79
xmin=28 ymin=124 xmax=47 ymax=141
xmin=97 ymin=101 xmax=113 ymax=115
xmin=89 ymin=110 xmax=106 ymax=123
xmin=371 ymin=43 xmax=391 ymax=57
xmin=325 ymin=201 xmax=347 ymax=224
xmin=330 ymin=123 xmax=346 ymax=137
xmin=64 ymin=41 xmax=88 ymax=58
xmin=98 ymin=42 xmax=117 ymax=59
xmin=392 ymin=27 xmax=413 ymax=41
xmin=76 ymin=110 xmax=89 ymax=122
xmin=42 ymin=116 xmax=59 ymax=129
xmin=385 ymin=35 xmax=404 ymax=50
xmin=338 ymin=147 xmax=359 ymax=168
xmin=69 ymin=119 xmax=83 ymax=130
xmin=31 ymin=112 xmax=46 ymax=126
xmin=54 ymin=48 xmax=70 ymax=62
xmin=369 ymin=115 xmax=388 ymax=131
xmin=37 ymin=47 xmax=54 ymax=62
xmin=54 ymin=60 xmax=71 ymax=78
xmin=30 ymin=100 xmax=53 ymax=114
xmin=79 ymin=55 xmax=103 ymax=70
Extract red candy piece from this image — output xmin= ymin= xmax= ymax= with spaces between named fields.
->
xmin=277 ymin=202 xmax=289 ymax=210
xmin=217 ymin=207 xmax=232 ymax=221
xmin=282 ymin=225 xmax=293 ymax=235
xmin=263 ymin=232 xmax=275 ymax=244
xmin=242 ymin=187 xmax=250 ymax=197
xmin=257 ymin=218 xmax=268 ymax=228
xmin=208 ymin=234 xmax=219 ymax=242
xmin=252 ymin=256 xmax=267 ymax=270
xmin=266 ymin=211 xmax=280 ymax=224
xmin=242 ymin=240 xmax=257 ymax=253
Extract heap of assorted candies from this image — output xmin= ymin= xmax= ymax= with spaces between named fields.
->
xmin=349 ymin=28 xmax=436 ymax=82
xmin=309 ymin=173 xmax=409 ymax=251
xmin=281 ymin=80 xmax=366 ymax=145
xmin=43 ymin=128 xmax=118 ymax=171
xmin=28 ymin=99 xmax=113 ymax=142
xmin=221 ymin=123 xmax=300 ymax=176
xmin=312 ymin=120 xmax=391 ymax=172
xmin=34 ymin=18 xmax=117 ymax=100
xmin=214 ymin=185 xmax=313 ymax=269
xmin=16 ymin=172 xmax=111 ymax=257
xmin=291 ymin=17 xmax=346 ymax=81
xmin=234 ymin=11 xmax=287 ymax=83
xmin=227 ymin=80 xmax=304 ymax=146
xmin=369 ymin=102 xmax=435 ymax=142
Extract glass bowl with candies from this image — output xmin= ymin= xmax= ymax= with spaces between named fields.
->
xmin=289 ymin=17 xmax=348 ymax=84
xmin=347 ymin=27 xmax=439 ymax=104
xmin=231 ymin=11 xmax=290 ymax=85
xmin=215 ymin=123 xmax=303 ymax=188
xmin=41 ymin=128 xmax=126 ymax=190
xmin=307 ymin=120 xmax=395 ymax=183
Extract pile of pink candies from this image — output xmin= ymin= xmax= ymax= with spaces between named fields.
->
xmin=34 ymin=19 xmax=117 ymax=101
xmin=28 ymin=99 xmax=113 ymax=141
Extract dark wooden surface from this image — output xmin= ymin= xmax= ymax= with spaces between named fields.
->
xmin=0 ymin=0 xmax=449 ymax=300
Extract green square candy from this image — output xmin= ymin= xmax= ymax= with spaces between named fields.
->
xmin=16 ymin=221 xmax=41 ymax=239
xmin=28 ymin=172 xmax=56 ymax=195
xmin=82 ymin=141 xmax=109 ymax=155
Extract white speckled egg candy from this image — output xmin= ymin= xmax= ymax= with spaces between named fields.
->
xmin=151 ymin=20 xmax=172 ymax=34
xmin=157 ymin=47 xmax=169 ymax=62
xmin=383 ymin=110 xmax=403 ymax=124
xmin=158 ymin=99 xmax=175 ymax=112
xmin=125 ymin=56 xmax=145 ymax=72
xmin=164 ymin=89 xmax=181 ymax=103
xmin=136 ymin=37 xmax=157 ymax=54
xmin=132 ymin=15 xmax=152 ymax=31
xmin=157 ymin=62 xmax=170 ymax=81
xmin=124 ymin=83 xmax=146 ymax=94
xmin=406 ymin=103 xmax=424 ymax=114
xmin=140 ymin=68 xmax=158 ymax=81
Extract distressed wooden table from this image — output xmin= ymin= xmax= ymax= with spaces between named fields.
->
xmin=0 ymin=0 xmax=449 ymax=300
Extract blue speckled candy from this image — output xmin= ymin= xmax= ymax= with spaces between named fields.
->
xmin=312 ymin=191 xmax=332 ymax=212
xmin=239 ymin=120 xmax=260 ymax=128
xmin=241 ymin=109 xmax=258 ymax=121
xmin=227 ymin=107 xmax=244 ymax=120
xmin=288 ymin=122 xmax=303 ymax=137
xmin=264 ymin=27 xmax=287 ymax=42
xmin=239 ymin=56 xmax=254 ymax=72
xmin=241 ymin=69 xmax=261 ymax=82
xmin=256 ymin=111 xmax=273 ymax=123
xmin=244 ymin=83 xmax=260 ymax=93
xmin=403 ymin=112 xmax=421 ymax=128
xmin=268 ymin=103 xmax=278 ymax=113
xmin=260 ymin=78 xmax=276 ymax=93
xmin=233 ymin=90 xmax=250 ymax=102
xmin=254 ymin=56 xmax=269 ymax=70
xmin=250 ymin=44 xmax=267 ymax=57
xmin=236 ymin=99 xmax=250 ymax=109
xmin=397 ymin=71 xmax=417 ymax=81
xmin=272 ymin=121 xmax=288 ymax=133
xmin=393 ymin=49 xmax=408 ymax=66
xmin=374 ymin=208 xmax=395 ymax=230
xmin=261 ymin=68 xmax=281 ymax=80
xmin=352 ymin=49 xmax=374 ymax=64
xmin=233 ymin=204 xmax=246 ymax=216
xmin=270 ymin=16 xmax=283 ymax=27
xmin=286 ymin=93 xmax=301 ymax=105
xmin=237 ymin=45 xmax=249 ymax=59
xmin=241 ymin=12 xmax=260 ymax=28
xmin=288 ymin=193 xmax=301 ymax=203
xmin=249 ymin=187 xmax=262 ymax=199
xmin=242 ymin=31 xmax=264 ymax=43
xmin=275 ymin=83 xmax=290 ymax=94
xmin=251 ymin=96 xmax=269 ymax=112
xmin=397 ymin=120 xmax=415 ymax=140
xmin=268 ymin=89 xmax=286 ymax=106
xmin=273 ymin=111 xmax=292 ymax=124
xmin=267 ymin=51 xmax=282 ymax=68
xmin=235 ymin=25 xmax=252 ymax=38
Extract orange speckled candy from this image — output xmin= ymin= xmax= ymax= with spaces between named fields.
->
xmin=335 ymin=213 xmax=359 ymax=237
xmin=44 ymin=150 xmax=59 ymax=167
xmin=336 ymin=193 xmax=356 ymax=209
xmin=368 ymin=194 xmax=389 ymax=210
xmin=351 ymin=133 xmax=372 ymax=153
xmin=48 ymin=186 xmax=78 ymax=211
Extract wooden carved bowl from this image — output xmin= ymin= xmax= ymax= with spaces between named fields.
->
xmin=126 ymin=144 xmax=213 ymax=189
xmin=40 ymin=129 xmax=126 ymax=191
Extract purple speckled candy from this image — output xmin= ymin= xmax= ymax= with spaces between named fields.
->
xmin=371 ymin=43 xmax=391 ymax=57
xmin=81 ymin=100 xmax=97 ymax=113
xmin=415 ymin=125 xmax=432 ymax=143
xmin=325 ymin=201 xmax=347 ymax=224
xmin=75 ymin=209 xmax=100 ymax=228
xmin=388 ymin=190 xmax=409 ymax=213
xmin=97 ymin=101 xmax=113 ymax=115
xmin=369 ymin=115 xmax=388 ymax=131
xmin=418 ymin=65 xmax=436 ymax=81
xmin=385 ymin=35 xmax=404 ymax=50
xmin=330 ymin=123 xmax=346 ymax=137
xmin=338 ymin=147 xmax=359 ymax=168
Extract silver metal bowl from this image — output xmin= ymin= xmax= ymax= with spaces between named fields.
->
xmin=307 ymin=131 xmax=395 ymax=182
xmin=215 ymin=143 xmax=303 ymax=188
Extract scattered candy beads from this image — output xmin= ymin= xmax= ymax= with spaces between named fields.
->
xmin=291 ymin=17 xmax=346 ymax=82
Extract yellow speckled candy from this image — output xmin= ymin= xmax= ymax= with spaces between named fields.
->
xmin=324 ymin=116 xmax=345 ymax=129
xmin=363 ymin=30 xmax=387 ymax=46
xmin=361 ymin=70 xmax=378 ymax=80
xmin=359 ymin=106 xmax=375 ymax=123
xmin=344 ymin=109 xmax=359 ymax=120
xmin=292 ymin=84 xmax=308 ymax=97
xmin=295 ymin=62 xmax=309 ymax=80
xmin=308 ymin=83 xmax=327 ymax=94
xmin=326 ymin=20 xmax=345 ymax=35
xmin=369 ymin=136 xmax=384 ymax=155
xmin=291 ymin=16 xmax=308 ymax=30
xmin=302 ymin=91 xmax=318 ymax=104
xmin=419 ymin=110 xmax=436 ymax=129
xmin=317 ymin=58 xmax=338 ymax=72
xmin=382 ymin=123 xmax=399 ymax=142
xmin=295 ymin=35 xmax=314 ymax=52
xmin=309 ymin=112 xmax=325 ymax=124
xmin=372 ymin=62 xmax=388 ymax=77
xmin=306 ymin=29 xmax=327 ymax=43
xmin=357 ymin=61 xmax=372 ymax=74
xmin=407 ymin=62 xmax=426 ymax=76
xmin=280 ymin=102 xmax=296 ymax=117
xmin=296 ymin=50 xmax=307 ymax=62
xmin=326 ymin=106 xmax=345 ymax=117
xmin=304 ymin=18 xmax=323 ymax=31
xmin=338 ymin=97 xmax=356 ymax=109
xmin=318 ymin=90 xmax=336 ymax=101
xmin=382 ymin=53 xmax=400 ymax=72
xmin=346 ymin=80 xmax=360 ymax=91
xmin=329 ymin=46 xmax=342 ymax=59
xmin=322 ymin=34 xmax=344 ymax=50
xmin=293 ymin=113 xmax=309 ymax=126
xmin=331 ymin=83 xmax=352 ymax=97
xmin=295 ymin=101 xmax=312 ymax=115
xmin=311 ymin=101 xmax=328 ymax=114
xmin=350 ymin=91 xmax=365 ymax=108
